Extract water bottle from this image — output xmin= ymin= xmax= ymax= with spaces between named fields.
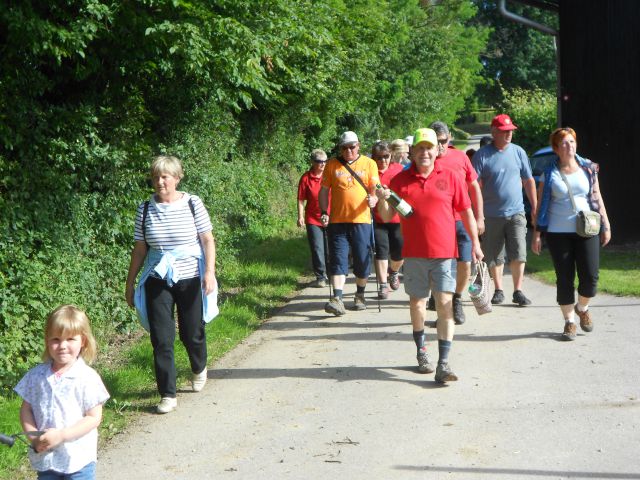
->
xmin=468 ymin=283 xmax=482 ymax=296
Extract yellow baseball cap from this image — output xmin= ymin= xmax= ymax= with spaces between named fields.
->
xmin=412 ymin=128 xmax=437 ymax=147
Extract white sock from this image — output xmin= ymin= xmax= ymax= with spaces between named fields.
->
xmin=565 ymin=312 xmax=576 ymax=324
xmin=576 ymin=303 xmax=589 ymax=312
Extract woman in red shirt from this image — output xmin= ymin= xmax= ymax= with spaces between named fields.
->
xmin=372 ymin=141 xmax=405 ymax=299
xmin=297 ymin=149 xmax=329 ymax=287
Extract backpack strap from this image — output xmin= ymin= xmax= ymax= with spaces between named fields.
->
xmin=142 ymin=200 xmax=150 ymax=246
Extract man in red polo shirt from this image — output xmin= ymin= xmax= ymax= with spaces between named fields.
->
xmin=297 ymin=149 xmax=330 ymax=288
xmin=376 ymin=128 xmax=483 ymax=384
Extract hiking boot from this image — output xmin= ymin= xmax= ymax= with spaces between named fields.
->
xmin=378 ymin=285 xmax=389 ymax=300
xmin=388 ymin=271 xmax=400 ymax=291
xmin=156 ymin=397 xmax=177 ymax=414
xmin=435 ymin=363 xmax=458 ymax=383
xmin=491 ymin=289 xmax=505 ymax=305
xmin=192 ymin=368 xmax=207 ymax=392
xmin=310 ymin=278 xmax=327 ymax=288
xmin=574 ymin=304 xmax=593 ymax=332
xmin=453 ymin=296 xmax=466 ymax=325
xmin=324 ymin=297 xmax=346 ymax=316
xmin=562 ymin=322 xmax=577 ymax=341
xmin=427 ymin=295 xmax=436 ymax=311
xmin=417 ymin=351 xmax=435 ymax=374
xmin=353 ymin=293 xmax=366 ymax=311
xmin=512 ymin=290 xmax=532 ymax=307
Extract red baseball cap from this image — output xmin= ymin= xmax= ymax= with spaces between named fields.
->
xmin=491 ymin=114 xmax=518 ymax=131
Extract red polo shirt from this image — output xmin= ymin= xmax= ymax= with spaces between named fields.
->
xmin=435 ymin=146 xmax=477 ymax=221
xmin=298 ymin=170 xmax=327 ymax=227
xmin=374 ymin=162 xmax=404 ymax=224
xmin=390 ymin=163 xmax=470 ymax=259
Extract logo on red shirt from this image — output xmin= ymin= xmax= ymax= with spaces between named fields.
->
xmin=435 ymin=179 xmax=448 ymax=191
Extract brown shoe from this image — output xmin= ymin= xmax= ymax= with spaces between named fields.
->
xmin=574 ymin=304 xmax=593 ymax=332
xmin=562 ymin=322 xmax=577 ymax=341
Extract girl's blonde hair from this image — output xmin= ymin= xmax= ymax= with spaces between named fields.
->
xmin=150 ymin=155 xmax=184 ymax=180
xmin=43 ymin=305 xmax=98 ymax=364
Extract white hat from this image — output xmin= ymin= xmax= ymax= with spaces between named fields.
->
xmin=339 ymin=131 xmax=359 ymax=146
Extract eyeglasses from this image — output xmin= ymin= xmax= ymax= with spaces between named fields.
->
xmin=341 ymin=144 xmax=358 ymax=151
xmin=437 ymin=138 xmax=449 ymax=145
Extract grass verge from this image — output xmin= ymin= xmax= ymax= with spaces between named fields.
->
xmin=526 ymin=244 xmax=640 ymax=297
xmin=0 ymin=225 xmax=310 ymax=479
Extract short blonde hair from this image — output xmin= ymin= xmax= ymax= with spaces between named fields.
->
xmin=390 ymin=139 xmax=409 ymax=153
xmin=310 ymin=149 xmax=327 ymax=163
xmin=150 ymin=155 xmax=184 ymax=180
xmin=43 ymin=305 xmax=98 ymax=364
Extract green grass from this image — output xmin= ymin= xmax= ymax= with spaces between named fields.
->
xmin=0 ymin=226 xmax=310 ymax=479
xmin=527 ymin=246 xmax=640 ymax=296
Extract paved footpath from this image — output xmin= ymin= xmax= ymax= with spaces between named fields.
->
xmin=99 ymin=273 xmax=640 ymax=479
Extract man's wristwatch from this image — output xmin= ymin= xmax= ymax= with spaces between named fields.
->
xmin=321 ymin=211 xmax=328 ymax=217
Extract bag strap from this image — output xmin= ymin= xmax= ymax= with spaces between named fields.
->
xmin=558 ymin=170 xmax=579 ymax=214
xmin=142 ymin=197 xmax=196 ymax=246
xmin=142 ymin=200 xmax=150 ymax=243
xmin=338 ymin=157 xmax=370 ymax=197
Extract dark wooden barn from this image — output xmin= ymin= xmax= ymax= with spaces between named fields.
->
xmin=501 ymin=0 xmax=639 ymax=242
xmin=559 ymin=0 xmax=640 ymax=242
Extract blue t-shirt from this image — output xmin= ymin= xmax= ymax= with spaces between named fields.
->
xmin=472 ymin=143 xmax=532 ymax=217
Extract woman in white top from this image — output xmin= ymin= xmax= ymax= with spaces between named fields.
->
xmin=125 ymin=155 xmax=217 ymax=413
xmin=532 ymin=128 xmax=611 ymax=341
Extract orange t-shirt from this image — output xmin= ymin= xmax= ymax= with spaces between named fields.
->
xmin=321 ymin=155 xmax=380 ymax=224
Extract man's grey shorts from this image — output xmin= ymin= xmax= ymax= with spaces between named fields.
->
xmin=482 ymin=213 xmax=528 ymax=267
xmin=403 ymin=258 xmax=456 ymax=299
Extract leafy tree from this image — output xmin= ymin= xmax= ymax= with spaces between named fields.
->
xmin=470 ymin=0 xmax=558 ymax=106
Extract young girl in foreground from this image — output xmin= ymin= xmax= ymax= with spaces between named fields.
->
xmin=14 ymin=305 xmax=110 ymax=479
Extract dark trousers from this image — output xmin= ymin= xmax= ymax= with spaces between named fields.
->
xmin=306 ymin=224 xmax=327 ymax=280
xmin=328 ymin=223 xmax=372 ymax=278
xmin=545 ymin=232 xmax=600 ymax=305
xmin=145 ymin=276 xmax=207 ymax=397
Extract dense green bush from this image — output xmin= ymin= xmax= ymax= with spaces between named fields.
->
xmin=502 ymin=88 xmax=557 ymax=154
xmin=0 ymin=0 xmax=490 ymax=392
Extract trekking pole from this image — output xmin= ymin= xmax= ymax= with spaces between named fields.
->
xmin=322 ymin=226 xmax=333 ymax=300
xmin=369 ymin=207 xmax=381 ymax=313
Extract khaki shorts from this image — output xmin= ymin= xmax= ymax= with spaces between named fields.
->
xmin=403 ymin=258 xmax=456 ymax=299
xmin=482 ymin=213 xmax=528 ymax=267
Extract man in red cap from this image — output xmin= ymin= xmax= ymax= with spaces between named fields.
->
xmin=472 ymin=114 xmax=537 ymax=307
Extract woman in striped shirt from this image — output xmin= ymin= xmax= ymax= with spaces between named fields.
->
xmin=125 ymin=155 xmax=217 ymax=414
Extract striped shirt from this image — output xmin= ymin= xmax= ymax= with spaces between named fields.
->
xmin=134 ymin=193 xmax=212 ymax=279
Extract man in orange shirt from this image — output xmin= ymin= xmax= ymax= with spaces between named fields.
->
xmin=319 ymin=131 xmax=380 ymax=315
